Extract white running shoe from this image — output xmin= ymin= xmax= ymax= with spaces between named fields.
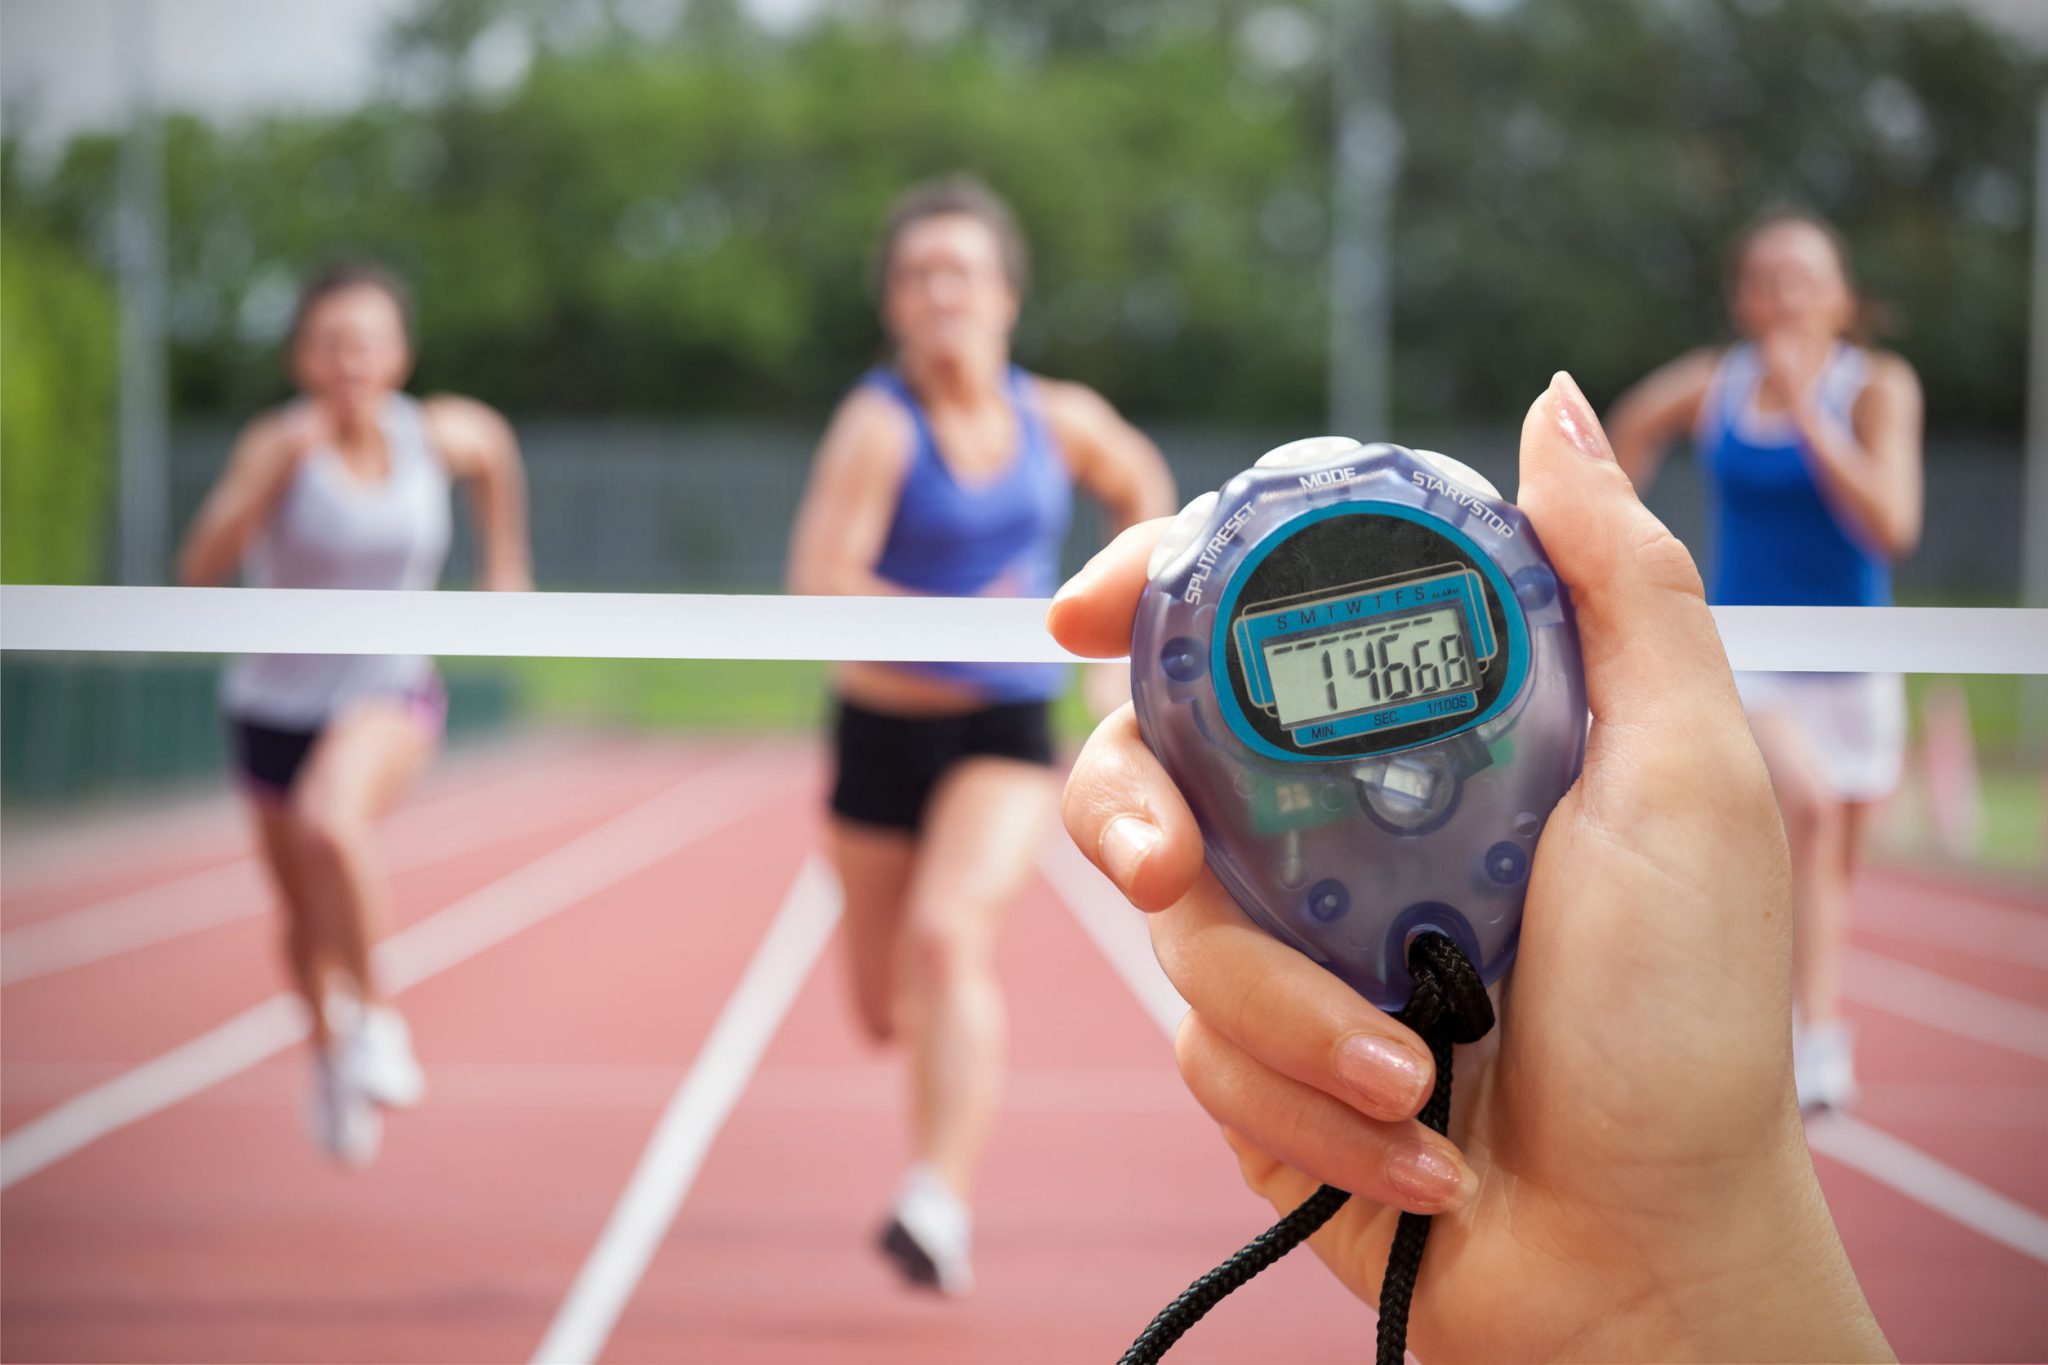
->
xmin=879 ymin=1164 xmax=975 ymax=1296
xmin=348 ymin=1004 xmax=426 ymax=1110
xmin=306 ymin=1045 xmax=381 ymax=1167
xmin=1794 ymin=1020 xmax=1858 ymax=1112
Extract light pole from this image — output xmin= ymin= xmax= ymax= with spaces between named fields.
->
xmin=116 ymin=0 xmax=169 ymax=585
xmin=2022 ymin=91 xmax=2048 ymax=751
xmin=1327 ymin=0 xmax=1398 ymax=439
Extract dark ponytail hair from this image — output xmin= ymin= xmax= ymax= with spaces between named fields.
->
xmin=288 ymin=258 xmax=415 ymax=351
xmin=870 ymin=174 xmax=1030 ymax=300
xmin=1724 ymin=207 xmax=1891 ymax=344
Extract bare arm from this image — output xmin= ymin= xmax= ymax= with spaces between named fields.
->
xmin=1604 ymin=348 xmax=1720 ymax=491
xmin=175 ymin=411 xmax=310 ymax=586
xmin=1035 ymin=378 xmax=1175 ymax=713
xmin=424 ymin=395 xmax=533 ymax=591
xmin=785 ymin=389 xmax=917 ymax=597
xmin=1788 ymin=353 xmax=1924 ymax=559
xmin=1036 ymin=377 xmax=1177 ymax=534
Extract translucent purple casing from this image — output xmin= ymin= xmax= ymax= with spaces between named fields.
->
xmin=1131 ymin=440 xmax=1587 ymax=1011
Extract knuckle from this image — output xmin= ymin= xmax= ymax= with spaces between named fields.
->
xmin=1061 ymin=727 xmax=1133 ymax=838
xmin=1221 ymin=958 xmax=1297 ymax=1059
xmin=1149 ymin=908 xmax=1198 ymax=996
xmin=1626 ymin=512 xmax=1706 ymax=600
xmin=1173 ymin=1015 xmax=1232 ymax=1111
xmin=1173 ymin=1010 xmax=1205 ymax=1072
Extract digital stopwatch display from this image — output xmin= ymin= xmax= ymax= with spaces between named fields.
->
xmin=1242 ymin=563 xmax=1497 ymax=742
xmin=1262 ymin=604 xmax=1473 ymax=730
xmin=1218 ymin=509 xmax=1520 ymax=762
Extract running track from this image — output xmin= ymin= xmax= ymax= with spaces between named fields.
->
xmin=2 ymin=733 xmax=2043 ymax=1362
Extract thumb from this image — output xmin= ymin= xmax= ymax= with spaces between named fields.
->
xmin=1513 ymin=372 xmax=1743 ymax=745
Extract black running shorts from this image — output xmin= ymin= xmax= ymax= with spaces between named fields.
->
xmin=828 ymin=696 xmax=1056 ymax=833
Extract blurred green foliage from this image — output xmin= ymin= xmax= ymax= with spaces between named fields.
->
xmin=468 ymin=653 xmax=1103 ymax=742
xmin=1883 ymin=764 xmax=2047 ymax=879
xmin=0 ymin=0 xmax=2038 ymax=430
xmin=0 ymin=223 xmax=117 ymax=582
xmin=482 ymin=655 xmax=831 ymax=730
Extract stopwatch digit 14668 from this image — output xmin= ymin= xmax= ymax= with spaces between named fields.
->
xmin=1130 ymin=437 xmax=1587 ymax=1013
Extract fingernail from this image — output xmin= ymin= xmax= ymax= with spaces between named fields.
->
xmin=1334 ymin=1034 xmax=1432 ymax=1119
xmin=1386 ymin=1141 xmax=1477 ymax=1212
xmin=1549 ymin=371 xmax=1613 ymax=463
xmin=1099 ymin=815 xmax=1162 ymax=888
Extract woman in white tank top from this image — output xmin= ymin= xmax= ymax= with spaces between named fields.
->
xmin=178 ymin=261 xmax=532 ymax=1165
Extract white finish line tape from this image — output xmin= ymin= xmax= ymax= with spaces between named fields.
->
xmin=0 ymin=586 xmax=2043 ymax=673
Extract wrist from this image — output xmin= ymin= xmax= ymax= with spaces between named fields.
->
xmin=1583 ymin=1122 xmax=1891 ymax=1361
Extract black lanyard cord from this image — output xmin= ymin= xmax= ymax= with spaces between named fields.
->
xmin=1119 ymin=932 xmax=1495 ymax=1365
xmin=1371 ymin=932 xmax=1493 ymax=1364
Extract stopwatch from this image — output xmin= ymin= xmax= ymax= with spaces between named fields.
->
xmin=1131 ymin=438 xmax=1586 ymax=1011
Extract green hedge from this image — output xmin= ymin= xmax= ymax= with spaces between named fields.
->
xmin=0 ymin=227 xmax=116 ymax=584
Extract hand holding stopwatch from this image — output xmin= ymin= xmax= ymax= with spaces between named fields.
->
xmin=1132 ymin=437 xmax=1585 ymax=1009
xmin=1120 ymin=438 xmax=1586 ymax=1365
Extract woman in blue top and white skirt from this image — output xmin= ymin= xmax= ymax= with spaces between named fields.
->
xmin=1607 ymin=210 xmax=1924 ymax=1112
xmin=787 ymin=177 xmax=1175 ymax=1294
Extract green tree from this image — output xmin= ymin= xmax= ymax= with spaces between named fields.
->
xmin=1 ymin=226 xmax=117 ymax=582
xmin=1 ymin=0 xmax=2037 ymax=430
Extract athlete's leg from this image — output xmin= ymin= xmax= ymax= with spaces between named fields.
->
xmin=288 ymin=698 xmax=437 ymax=1004
xmin=1749 ymin=710 xmax=1850 ymax=1028
xmin=898 ymin=758 xmax=1059 ymax=1197
xmin=250 ymin=801 xmax=332 ymax=1042
xmin=831 ymin=820 xmax=917 ymax=1044
xmin=1841 ymin=799 xmax=1879 ymax=882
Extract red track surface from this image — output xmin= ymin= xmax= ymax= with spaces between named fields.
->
xmin=3 ymin=733 xmax=2043 ymax=1363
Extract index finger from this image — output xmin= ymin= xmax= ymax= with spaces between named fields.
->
xmin=1045 ymin=518 xmax=1169 ymax=658
xmin=1152 ymin=876 xmax=1441 ymax=1126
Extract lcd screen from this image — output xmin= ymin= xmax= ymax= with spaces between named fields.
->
xmin=1260 ymin=604 xmax=1475 ymax=728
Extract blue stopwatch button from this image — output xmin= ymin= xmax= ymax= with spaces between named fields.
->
xmin=1131 ymin=441 xmax=1587 ymax=1011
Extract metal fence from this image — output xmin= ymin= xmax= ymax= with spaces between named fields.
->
xmin=167 ymin=417 xmax=2030 ymax=601
xmin=0 ymin=661 xmax=512 ymax=805
xmin=4 ymin=416 xmax=2024 ymax=807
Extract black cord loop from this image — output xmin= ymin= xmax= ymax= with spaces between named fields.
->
xmin=1372 ymin=934 xmax=1490 ymax=1365
xmin=1118 ymin=932 xmax=1493 ymax=1365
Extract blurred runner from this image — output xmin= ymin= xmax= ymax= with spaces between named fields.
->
xmin=178 ymin=260 xmax=533 ymax=1164
xmin=786 ymin=176 xmax=1174 ymax=1293
xmin=1608 ymin=209 xmax=1925 ymax=1110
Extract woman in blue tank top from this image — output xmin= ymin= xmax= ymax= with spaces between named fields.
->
xmin=1607 ymin=211 xmax=1924 ymax=1113
xmin=787 ymin=177 xmax=1175 ymax=1294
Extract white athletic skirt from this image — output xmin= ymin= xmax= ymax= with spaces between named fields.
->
xmin=1733 ymin=671 xmax=1907 ymax=802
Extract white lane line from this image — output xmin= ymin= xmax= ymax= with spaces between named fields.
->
xmin=1036 ymin=839 xmax=2048 ymax=1273
xmin=1855 ymin=893 xmax=2048 ymax=972
xmin=0 ymin=747 xmax=785 ymax=1191
xmin=0 ymin=732 xmax=579 ymax=898
xmin=4 ymin=861 xmax=269 ymax=985
xmin=1807 ymin=1115 xmax=2048 ymax=1265
xmin=1842 ymin=948 xmax=2048 ymax=1061
xmin=1 ymin=806 xmax=244 ymax=900
xmin=0 ymin=747 xmax=673 ymax=985
xmin=1037 ymin=838 xmax=1186 ymax=1038
xmin=0 ymin=993 xmax=311 ymax=1190
xmin=532 ymin=857 xmax=842 ymax=1365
